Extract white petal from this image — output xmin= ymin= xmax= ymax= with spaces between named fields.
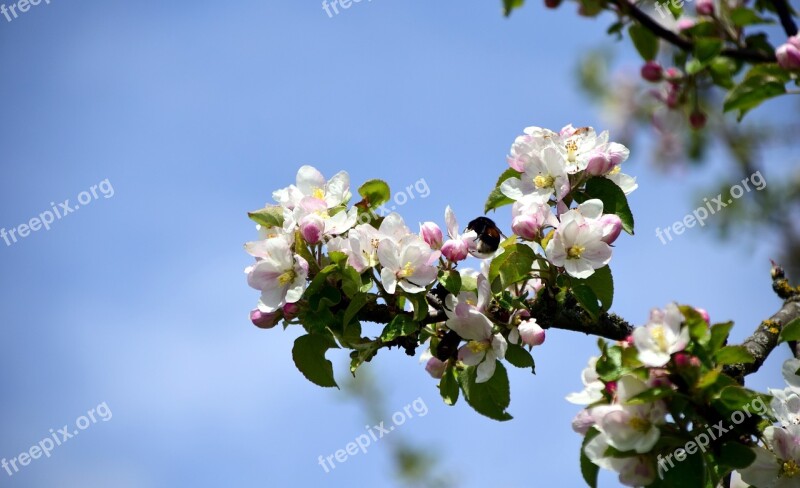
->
xmin=296 ymin=165 xmax=326 ymax=196
xmin=475 ymin=356 xmax=497 ymax=383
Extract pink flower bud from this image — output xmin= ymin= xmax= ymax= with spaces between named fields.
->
xmin=599 ymin=214 xmax=623 ymax=245
xmin=677 ymin=18 xmax=695 ymax=31
xmin=695 ymin=308 xmax=710 ymax=324
xmin=641 ymin=61 xmax=663 ymax=82
xmin=544 ymin=0 xmax=562 ymax=8
xmin=649 ymin=369 xmax=672 ymax=388
xmin=518 ymin=319 xmax=546 ymax=347
xmin=571 ymin=409 xmax=595 ymax=435
xmin=299 ymin=214 xmax=324 ymax=244
xmin=512 ymin=214 xmax=541 ymax=240
xmin=420 ymin=222 xmax=443 ymax=250
xmin=664 ymin=67 xmax=682 ymax=80
xmin=441 ymin=238 xmax=469 ymax=262
xmin=283 ymin=302 xmax=300 ymax=320
xmin=777 ymin=36 xmax=800 ymax=70
xmin=696 ymin=0 xmax=713 ymax=16
xmin=689 ymin=110 xmax=707 ymax=130
xmin=425 ymin=357 xmax=447 ymax=379
xmin=673 ymin=353 xmax=701 ymax=368
xmin=604 ymin=380 xmax=617 ymax=396
xmin=251 ymin=309 xmax=281 ymax=329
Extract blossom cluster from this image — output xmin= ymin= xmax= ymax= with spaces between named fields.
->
xmin=244 ymin=124 xmax=634 ymax=400
xmin=737 ymin=358 xmax=800 ymax=487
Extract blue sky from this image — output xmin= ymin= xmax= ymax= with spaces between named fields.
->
xmin=0 ymin=1 xmax=794 ymax=487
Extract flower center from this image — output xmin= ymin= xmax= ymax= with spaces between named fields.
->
xmin=565 ymin=139 xmax=578 ymax=162
xmin=652 ymin=325 xmax=669 ymax=352
xmin=781 ymin=460 xmax=800 ymax=478
xmin=312 ymin=187 xmax=325 ymax=200
xmin=278 ymin=269 xmax=296 ymax=286
xmin=534 ymin=174 xmax=555 ymax=189
xmin=567 ymin=245 xmax=585 ymax=259
xmin=608 ymin=165 xmax=621 ymax=175
xmin=467 ymin=341 xmax=490 ymax=354
xmin=629 ymin=417 xmax=651 ymax=433
xmin=398 ymin=261 xmax=415 ymax=278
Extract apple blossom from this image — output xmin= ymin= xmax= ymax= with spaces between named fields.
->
xmin=273 ymin=165 xmax=351 ymax=210
xmin=378 ymin=236 xmax=438 ymax=294
xmin=776 ymin=36 xmax=800 ymax=70
xmin=598 ymin=214 xmax=622 ymax=244
xmin=571 ymin=409 xmax=596 ymax=435
xmin=500 ymin=145 xmax=570 ymax=204
xmin=441 ymin=206 xmax=474 ymax=262
xmin=507 ymin=126 xmax=559 ymax=172
xmin=509 ymin=318 xmax=546 ymax=347
xmin=420 ymin=221 xmax=443 ymax=249
xmin=566 ymin=356 xmax=605 ymax=405
xmin=584 ymin=432 xmax=657 ymax=487
xmin=250 ymin=309 xmax=281 ymax=329
xmin=288 ymin=196 xmax=358 ymax=243
xmin=740 ymin=425 xmax=800 ymax=488
xmin=558 ymin=126 xmax=609 ymax=174
xmin=585 ymin=142 xmax=630 ymax=176
xmin=246 ymin=237 xmax=309 ymax=313
xmin=632 ymin=303 xmax=689 ymax=367
xmin=511 ymin=197 xmax=558 ymax=240
xmin=545 ymin=211 xmax=612 ymax=279
xmin=771 ymin=386 xmax=800 ymax=428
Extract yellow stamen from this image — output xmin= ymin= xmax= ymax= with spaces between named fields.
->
xmin=312 ymin=187 xmax=325 ymax=200
xmin=629 ymin=417 xmax=651 ymax=433
xmin=467 ymin=341 xmax=491 ymax=354
xmin=534 ymin=174 xmax=555 ymax=189
xmin=567 ymin=245 xmax=585 ymax=259
xmin=278 ymin=269 xmax=296 ymax=286
xmin=608 ymin=166 xmax=621 ymax=175
xmin=398 ymin=262 xmax=415 ymax=278
xmin=781 ymin=460 xmax=800 ymax=478
xmin=565 ymin=140 xmax=578 ymax=162
xmin=651 ymin=325 xmax=669 ymax=352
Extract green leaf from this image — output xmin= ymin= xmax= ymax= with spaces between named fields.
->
xmin=292 ymin=334 xmax=339 ymax=388
xmin=572 ymin=284 xmax=600 ymax=321
xmin=380 ymin=314 xmax=418 ymax=342
xmin=724 ymin=64 xmax=789 ymax=120
xmin=577 ymin=177 xmax=635 ymax=234
xmin=484 ymin=168 xmax=521 ymax=213
xmin=439 ymin=364 xmax=460 ymax=406
xmin=709 ymin=57 xmax=737 ymax=89
xmin=779 ymin=317 xmax=800 ymax=343
xmin=247 ymin=205 xmax=285 ymax=228
xmin=694 ymin=38 xmax=723 ymax=65
xmin=596 ymin=345 xmax=623 ymax=382
xmin=730 ymin=7 xmax=773 ymax=27
xmin=407 ymin=293 xmax=429 ymax=322
xmin=714 ymin=345 xmax=755 ymax=366
xmin=708 ymin=322 xmax=734 ymax=352
xmin=574 ymin=266 xmax=614 ymax=312
xmin=719 ymin=441 xmax=757 ymax=469
xmin=505 ymin=343 xmax=535 ymax=373
xmin=580 ymin=428 xmax=601 ymax=488
xmin=502 ymin=0 xmax=525 ymax=16
xmin=343 ymin=294 xmax=368 ymax=327
xmin=458 ymin=362 xmax=513 ymax=421
xmin=717 ymin=385 xmax=757 ymax=411
xmin=626 ymin=386 xmax=674 ymax=405
xmin=629 ymin=24 xmax=659 ymax=61
xmin=439 ymin=270 xmax=462 ymax=295
xmin=357 ymin=179 xmax=391 ymax=208
xmin=488 ymin=243 xmax=536 ymax=293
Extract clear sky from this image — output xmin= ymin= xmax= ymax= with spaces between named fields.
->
xmin=0 ymin=1 xmax=793 ymax=487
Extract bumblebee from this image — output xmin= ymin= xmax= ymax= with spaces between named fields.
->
xmin=466 ymin=216 xmax=504 ymax=259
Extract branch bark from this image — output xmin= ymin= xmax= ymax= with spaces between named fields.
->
xmin=769 ymin=0 xmax=798 ymax=37
xmin=724 ymin=264 xmax=800 ymax=380
xmin=609 ymin=0 xmax=777 ymax=63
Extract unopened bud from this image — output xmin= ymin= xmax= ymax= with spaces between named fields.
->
xmin=251 ymin=309 xmax=281 ymax=329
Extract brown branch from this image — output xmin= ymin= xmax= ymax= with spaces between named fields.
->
xmin=724 ymin=263 xmax=800 ymax=380
xmin=609 ymin=0 xmax=777 ymax=63
xmin=769 ymin=0 xmax=798 ymax=37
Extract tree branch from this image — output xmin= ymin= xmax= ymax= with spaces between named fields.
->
xmin=724 ymin=263 xmax=800 ymax=380
xmin=609 ymin=0 xmax=777 ymax=63
xmin=769 ymin=0 xmax=798 ymax=37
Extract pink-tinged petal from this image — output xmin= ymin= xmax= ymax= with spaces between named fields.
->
xmin=616 ymin=456 xmax=655 ymax=487
xmin=377 ymin=239 xmax=400 ymax=271
xmin=444 ymin=206 xmax=459 ymax=238
xmin=500 ymin=177 xmax=526 ymax=201
xmin=581 ymin=240 xmax=612 ymax=267
xmin=475 ymin=356 xmax=497 ymax=383
xmin=259 ymin=284 xmax=288 ymax=313
xmin=295 ymin=165 xmax=326 ymax=196
xmin=599 ymin=214 xmax=623 ymax=244
xmin=441 ymin=239 xmax=469 ymax=262
xmin=584 ymin=433 xmax=615 ymax=470
xmin=379 ymin=213 xmax=411 ymax=242
xmin=381 ymin=268 xmax=398 ymax=295
xmin=420 ymin=222 xmax=443 ymax=249
xmin=565 ymin=258 xmax=595 ymax=279
xmin=251 ymin=309 xmax=281 ymax=329
xmin=518 ymin=319 xmax=546 ymax=346
xmin=425 ymin=357 xmax=446 ymax=379
xmin=739 ymin=447 xmax=781 ymax=488
xmin=572 ymin=409 xmax=596 ymax=435
xmin=324 ymin=171 xmax=351 ymax=207
xmin=409 ymin=265 xmax=438 ymax=289
xmin=477 ymin=275 xmax=491 ymax=312
xmin=447 ymin=310 xmax=493 ymax=342
xmin=458 ymin=344 xmax=485 ymax=366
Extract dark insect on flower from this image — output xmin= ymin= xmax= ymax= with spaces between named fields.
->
xmin=466 ymin=216 xmax=504 ymax=259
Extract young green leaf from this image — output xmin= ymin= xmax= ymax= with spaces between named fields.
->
xmin=488 ymin=243 xmax=536 ymax=293
xmin=779 ymin=318 xmax=800 ymax=343
xmin=505 ymin=343 xmax=536 ymax=374
xmin=629 ymin=24 xmax=659 ymax=61
xmin=439 ymin=364 xmax=460 ymax=406
xmin=292 ymin=334 xmax=339 ymax=388
xmin=458 ymin=362 xmax=513 ymax=421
